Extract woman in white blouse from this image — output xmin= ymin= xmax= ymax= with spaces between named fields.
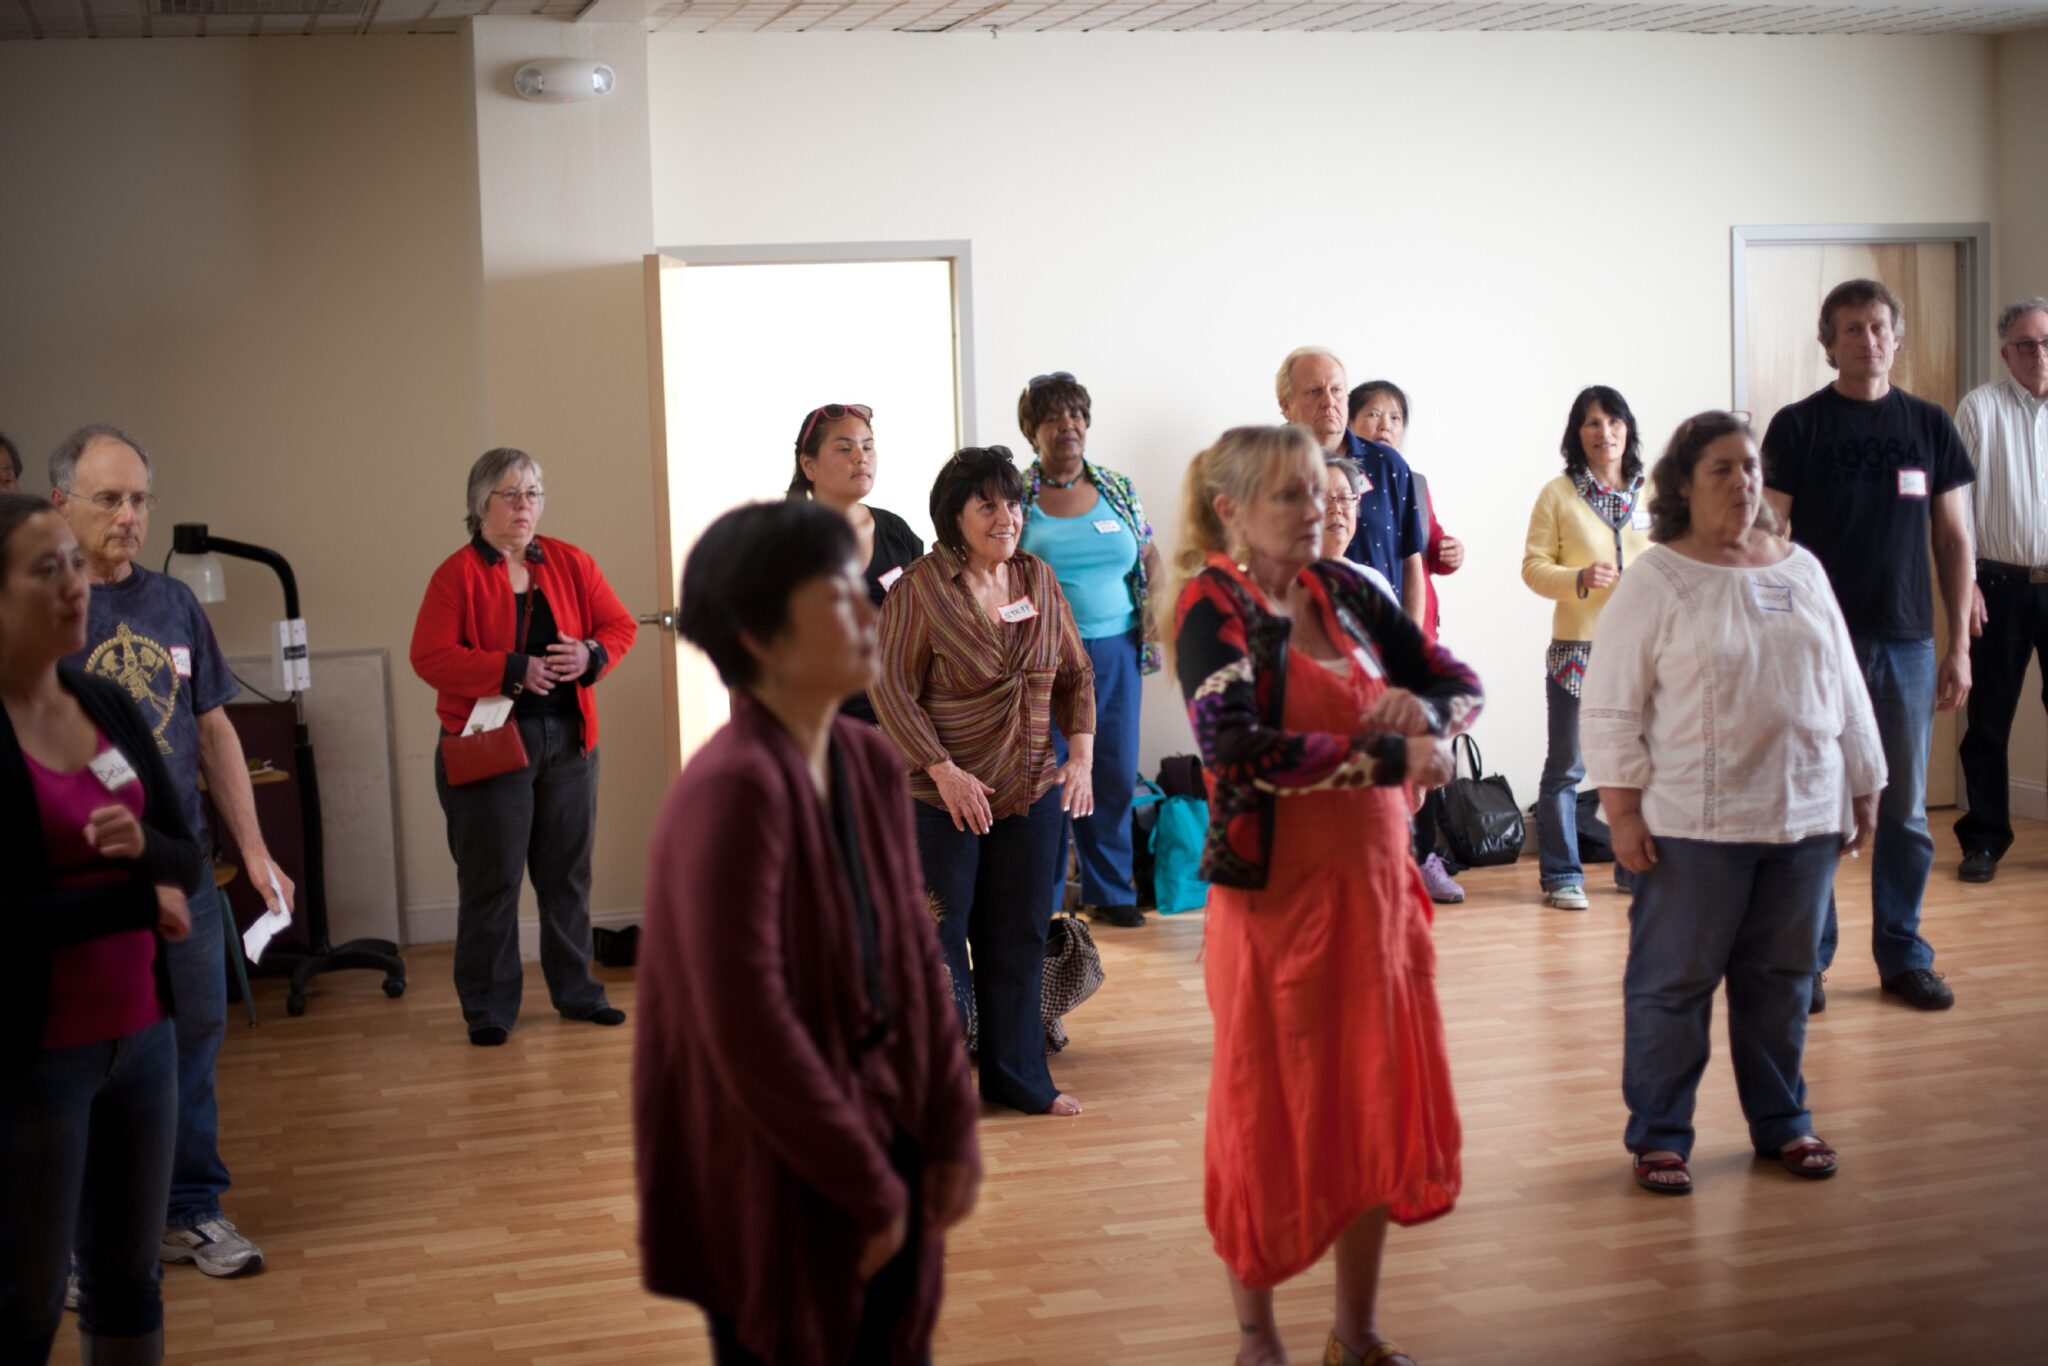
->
xmin=1583 ymin=412 xmax=1884 ymax=1197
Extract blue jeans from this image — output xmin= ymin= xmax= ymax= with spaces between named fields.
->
xmin=1819 ymin=638 xmax=1937 ymax=978
xmin=2 ymin=1018 xmax=177 ymax=1359
xmin=914 ymin=788 xmax=1065 ymax=1114
xmin=1050 ymin=630 xmax=1142 ymax=909
xmin=1622 ymin=836 xmax=1835 ymax=1158
xmin=164 ymin=881 xmax=230 ymax=1228
xmin=1536 ymin=677 xmax=1633 ymax=893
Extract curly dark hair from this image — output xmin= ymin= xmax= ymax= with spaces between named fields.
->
xmin=1016 ymin=373 xmax=1091 ymax=451
xmin=930 ymin=446 xmax=1026 ymax=554
xmin=1646 ymin=411 xmax=1782 ymax=543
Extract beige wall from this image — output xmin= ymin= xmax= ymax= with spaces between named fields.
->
xmin=1994 ymin=29 xmax=2048 ymax=821
xmin=648 ymin=30 xmax=2001 ymax=801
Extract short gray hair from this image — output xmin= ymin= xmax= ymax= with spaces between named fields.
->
xmin=465 ymin=447 xmax=543 ymax=536
xmin=50 ymin=423 xmax=152 ymax=493
xmin=1323 ymin=454 xmax=1364 ymax=497
xmin=1997 ymin=296 xmax=2048 ymax=342
xmin=1274 ymin=346 xmax=1344 ymax=405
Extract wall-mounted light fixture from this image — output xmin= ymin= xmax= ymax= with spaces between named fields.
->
xmin=513 ymin=59 xmax=617 ymax=103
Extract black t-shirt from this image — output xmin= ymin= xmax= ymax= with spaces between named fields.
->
xmin=512 ymin=589 xmax=582 ymax=720
xmin=1762 ymin=384 xmax=1972 ymax=640
xmin=842 ymin=506 xmax=924 ymax=727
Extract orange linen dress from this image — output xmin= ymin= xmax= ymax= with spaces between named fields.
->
xmin=1203 ymin=648 xmax=1462 ymax=1291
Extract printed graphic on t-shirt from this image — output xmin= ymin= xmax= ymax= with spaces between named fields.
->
xmin=83 ymin=622 xmax=181 ymax=754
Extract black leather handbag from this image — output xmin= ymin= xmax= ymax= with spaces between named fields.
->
xmin=1440 ymin=734 xmax=1525 ymax=867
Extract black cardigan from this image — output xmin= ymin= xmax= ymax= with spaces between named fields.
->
xmin=0 ymin=663 xmax=206 ymax=1074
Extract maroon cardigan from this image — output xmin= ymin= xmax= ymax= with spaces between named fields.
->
xmin=633 ymin=695 xmax=980 ymax=1365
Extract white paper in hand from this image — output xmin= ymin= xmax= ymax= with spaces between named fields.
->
xmin=464 ymin=695 xmax=514 ymax=734
xmin=242 ymin=906 xmax=292 ymax=964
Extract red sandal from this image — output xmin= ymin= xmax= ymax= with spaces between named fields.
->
xmin=1762 ymin=1135 xmax=1838 ymax=1179
xmin=1632 ymin=1151 xmax=1692 ymax=1195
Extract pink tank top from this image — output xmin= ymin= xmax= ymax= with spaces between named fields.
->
xmin=29 ymin=733 xmax=166 ymax=1050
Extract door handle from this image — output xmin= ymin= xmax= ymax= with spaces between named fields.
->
xmin=637 ymin=609 xmax=677 ymax=632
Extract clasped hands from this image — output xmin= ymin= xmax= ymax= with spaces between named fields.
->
xmin=520 ymin=633 xmax=591 ymax=696
xmin=1364 ymin=687 xmax=1455 ymax=793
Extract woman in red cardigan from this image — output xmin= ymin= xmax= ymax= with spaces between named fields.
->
xmin=409 ymin=448 xmax=635 ymax=1046
xmin=638 ymin=500 xmax=980 ymax=1366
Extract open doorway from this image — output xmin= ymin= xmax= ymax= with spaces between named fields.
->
xmin=642 ymin=244 xmax=974 ymax=775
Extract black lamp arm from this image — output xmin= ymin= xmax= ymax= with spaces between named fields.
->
xmin=171 ymin=523 xmax=300 ymax=621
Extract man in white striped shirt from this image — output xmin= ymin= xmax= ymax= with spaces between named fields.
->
xmin=1954 ymin=296 xmax=2048 ymax=883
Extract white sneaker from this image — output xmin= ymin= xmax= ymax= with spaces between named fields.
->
xmin=161 ymin=1218 xmax=265 ymax=1277
xmin=1545 ymin=884 xmax=1590 ymax=911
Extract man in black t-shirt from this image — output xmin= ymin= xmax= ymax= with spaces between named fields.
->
xmin=1762 ymin=278 xmax=1976 ymax=1013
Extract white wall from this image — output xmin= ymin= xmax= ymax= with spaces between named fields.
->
xmin=648 ymin=30 xmax=2001 ymax=802
xmin=1994 ymin=29 xmax=2048 ymax=822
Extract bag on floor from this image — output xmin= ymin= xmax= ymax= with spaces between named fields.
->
xmin=1042 ymin=910 xmax=1107 ymax=1053
xmin=1149 ymin=761 xmax=1211 ymax=914
xmin=1440 ymin=733 xmax=1524 ymax=867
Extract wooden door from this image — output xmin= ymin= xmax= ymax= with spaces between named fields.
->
xmin=1743 ymin=241 xmax=1962 ymax=806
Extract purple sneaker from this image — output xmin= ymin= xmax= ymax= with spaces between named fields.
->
xmin=1420 ymin=853 xmax=1465 ymax=904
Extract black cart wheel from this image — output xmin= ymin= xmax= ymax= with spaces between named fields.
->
xmin=382 ymin=976 xmax=406 ymax=999
xmin=286 ymin=993 xmax=307 ymax=1018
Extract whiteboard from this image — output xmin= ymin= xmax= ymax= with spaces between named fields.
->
xmin=225 ymin=649 xmax=404 ymax=948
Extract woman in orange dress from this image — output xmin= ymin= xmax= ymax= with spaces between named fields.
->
xmin=1167 ymin=425 xmax=1482 ymax=1366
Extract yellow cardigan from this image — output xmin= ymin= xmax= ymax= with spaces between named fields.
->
xmin=1521 ymin=474 xmax=1652 ymax=641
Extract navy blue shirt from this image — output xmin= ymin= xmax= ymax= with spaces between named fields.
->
xmin=1339 ymin=431 xmax=1428 ymax=599
xmin=68 ymin=565 xmax=239 ymax=845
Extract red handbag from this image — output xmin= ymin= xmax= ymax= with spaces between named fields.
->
xmin=439 ymin=574 xmax=537 ymax=786
xmin=440 ymin=724 xmax=529 ymax=785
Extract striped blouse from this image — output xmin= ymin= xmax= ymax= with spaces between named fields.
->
xmin=872 ymin=546 xmax=1096 ymax=819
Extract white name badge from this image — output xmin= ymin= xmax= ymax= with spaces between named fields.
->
xmin=1749 ymin=580 xmax=1794 ymax=613
xmin=1631 ymin=505 xmax=1652 ymax=531
xmin=1898 ymin=468 xmax=1929 ymax=498
xmin=170 ymin=646 xmax=192 ymax=678
xmin=997 ymin=596 xmax=1039 ymax=624
xmin=88 ymin=748 xmax=140 ymax=792
xmin=878 ymin=566 xmax=905 ymax=592
xmin=1092 ymin=519 xmax=1123 ymax=535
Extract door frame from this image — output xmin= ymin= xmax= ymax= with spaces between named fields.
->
xmin=1729 ymin=222 xmax=1993 ymax=410
xmin=647 ymin=239 xmax=979 ymax=443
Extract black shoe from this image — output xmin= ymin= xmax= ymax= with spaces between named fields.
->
xmin=1809 ymin=973 xmax=1826 ymax=1014
xmin=565 ymin=1006 xmax=627 ymax=1026
xmin=1085 ymin=904 xmax=1146 ymax=928
xmin=1881 ymin=968 xmax=1955 ymax=1011
xmin=1958 ymin=850 xmax=1997 ymax=883
xmin=469 ymin=1026 xmax=509 ymax=1046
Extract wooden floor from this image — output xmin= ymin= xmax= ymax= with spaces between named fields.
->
xmin=53 ymin=821 xmax=2048 ymax=1365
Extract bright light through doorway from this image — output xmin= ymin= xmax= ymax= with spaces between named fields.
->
xmin=669 ymin=258 xmax=961 ymax=546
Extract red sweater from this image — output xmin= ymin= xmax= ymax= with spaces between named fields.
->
xmin=634 ymin=697 xmax=980 ymax=1365
xmin=409 ymin=535 xmax=636 ymax=747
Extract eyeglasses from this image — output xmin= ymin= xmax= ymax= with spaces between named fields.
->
xmin=2009 ymin=338 xmax=2048 ymax=356
xmin=1027 ymin=372 xmax=1076 ymax=389
xmin=796 ymin=403 xmax=874 ymax=453
xmin=65 ymin=490 xmax=158 ymax=514
xmin=490 ymin=488 xmax=545 ymax=508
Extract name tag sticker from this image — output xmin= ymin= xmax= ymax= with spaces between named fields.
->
xmin=997 ymin=596 xmax=1039 ymax=624
xmin=878 ymin=566 xmax=905 ymax=592
xmin=1898 ymin=468 xmax=1928 ymax=498
xmin=1359 ymin=472 xmax=1374 ymax=493
xmin=88 ymin=748 xmax=140 ymax=792
xmin=1631 ymin=506 xmax=1652 ymax=531
xmin=1749 ymin=581 xmax=1794 ymax=613
xmin=1092 ymin=519 xmax=1123 ymax=535
xmin=170 ymin=646 xmax=192 ymax=678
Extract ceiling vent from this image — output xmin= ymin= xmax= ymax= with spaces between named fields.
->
xmin=152 ymin=0 xmax=368 ymax=14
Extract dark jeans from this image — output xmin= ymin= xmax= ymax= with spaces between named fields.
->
xmin=434 ymin=714 xmax=609 ymax=1033
xmin=915 ymin=787 xmax=1065 ymax=1113
xmin=704 ymin=1133 xmax=930 ymax=1366
xmin=1050 ymin=629 xmax=1143 ymax=909
xmin=1955 ymin=570 xmax=2048 ymax=861
xmin=1622 ymin=836 xmax=1835 ymax=1159
xmin=2 ymin=1018 xmax=177 ymax=1361
xmin=162 ymin=882 xmax=230 ymax=1227
xmin=1820 ymin=637 xmax=1937 ymax=978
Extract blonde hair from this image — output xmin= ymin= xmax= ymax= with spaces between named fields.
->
xmin=1274 ymin=346 xmax=1344 ymax=406
xmin=1158 ymin=424 xmax=1326 ymax=666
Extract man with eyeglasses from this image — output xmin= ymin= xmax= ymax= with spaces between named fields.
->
xmin=49 ymin=423 xmax=287 ymax=1283
xmin=1952 ymin=296 xmax=2048 ymax=885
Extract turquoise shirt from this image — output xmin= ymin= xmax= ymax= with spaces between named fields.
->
xmin=1021 ymin=490 xmax=1140 ymax=639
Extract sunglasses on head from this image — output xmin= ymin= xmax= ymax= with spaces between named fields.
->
xmin=797 ymin=403 xmax=874 ymax=452
xmin=1026 ymin=372 xmax=1076 ymax=389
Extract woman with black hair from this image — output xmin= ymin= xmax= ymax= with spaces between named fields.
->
xmin=871 ymin=446 xmax=1096 ymax=1117
xmin=637 ymin=499 xmax=980 ymax=1366
xmin=0 ymin=493 xmax=204 ymax=1365
xmin=786 ymin=403 xmax=923 ymax=725
xmin=1520 ymin=385 xmax=1653 ymax=911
